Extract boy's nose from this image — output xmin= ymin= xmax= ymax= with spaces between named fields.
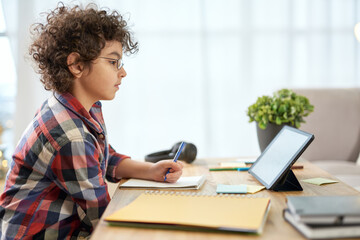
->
xmin=118 ymin=67 xmax=127 ymax=78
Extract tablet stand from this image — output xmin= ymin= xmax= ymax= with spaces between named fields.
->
xmin=272 ymin=169 xmax=303 ymax=191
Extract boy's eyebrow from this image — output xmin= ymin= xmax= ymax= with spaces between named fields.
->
xmin=106 ymin=51 xmax=122 ymax=59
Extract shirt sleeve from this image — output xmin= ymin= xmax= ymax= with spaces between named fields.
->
xmin=105 ymin=144 xmax=130 ymax=183
xmin=50 ymin=139 xmax=110 ymax=232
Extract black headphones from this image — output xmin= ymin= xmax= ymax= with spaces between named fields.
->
xmin=145 ymin=142 xmax=197 ymax=164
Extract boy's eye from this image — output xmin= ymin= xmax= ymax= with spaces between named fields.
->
xmin=109 ymin=60 xmax=117 ymax=65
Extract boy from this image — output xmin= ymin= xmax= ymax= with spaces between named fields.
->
xmin=0 ymin=3 xmax=183 ymax=239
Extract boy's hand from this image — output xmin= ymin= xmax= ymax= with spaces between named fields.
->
xmin=149 ymin=160 xmax=184 ymax=183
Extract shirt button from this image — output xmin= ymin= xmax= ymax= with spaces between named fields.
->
xmin=99 ymin=134 xmax=105 ymax=140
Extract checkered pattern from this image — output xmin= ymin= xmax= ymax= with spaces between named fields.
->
xmin=0 ymin=92 xmax=129 ymax=239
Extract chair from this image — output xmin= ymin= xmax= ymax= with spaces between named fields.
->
xmin=294 ymin=88 xmax=360 ymax=191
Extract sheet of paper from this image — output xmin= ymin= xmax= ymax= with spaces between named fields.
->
xmin=301 ymin=177 xmax=338 ymax=186
xmin=220 ymin=162 xmax=246 ymax=168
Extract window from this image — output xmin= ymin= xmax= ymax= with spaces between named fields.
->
xmin=8 ymin=0 xmax=360 ymax=159
xmin=0 ymin=1 xmax=16 ymax=162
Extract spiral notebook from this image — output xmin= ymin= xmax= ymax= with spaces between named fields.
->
xmin=105 ymin=192 xmax=271 ymax=234
xmin=119 ymin=175 xmax=206 ymax=190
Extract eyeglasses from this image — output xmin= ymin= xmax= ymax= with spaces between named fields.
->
xmin=98 ymin=57 xmax=124 ymax=70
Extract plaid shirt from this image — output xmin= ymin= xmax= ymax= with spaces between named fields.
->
xmin=0 ymin=92 xmax=129 ymax=239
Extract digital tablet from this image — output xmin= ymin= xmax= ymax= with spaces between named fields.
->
xmin=249 ymin=126 xmax=314 ymax=190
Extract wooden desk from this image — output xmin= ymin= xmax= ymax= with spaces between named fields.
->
xmin=91 ymin=158 xmax=360 ymax=240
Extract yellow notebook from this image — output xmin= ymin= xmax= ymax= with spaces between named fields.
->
xmin=105 ymin=192 xmax=271 ymax=234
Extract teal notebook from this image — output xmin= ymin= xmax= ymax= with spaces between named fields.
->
xmin=216 ymin=184 xmax=247 ymax=194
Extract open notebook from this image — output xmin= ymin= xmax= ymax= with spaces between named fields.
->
xmin=119 ymin=175 xmax=206 ymax=190
xmin=105 ymin=192 xmax=271 ymax=234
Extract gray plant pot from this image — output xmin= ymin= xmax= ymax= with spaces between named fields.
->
xmin=256 ymin=123 xmax=288 ymax=152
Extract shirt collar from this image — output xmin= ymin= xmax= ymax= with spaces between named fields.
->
xmin=54 ymin=92 xmax=103 ymax=133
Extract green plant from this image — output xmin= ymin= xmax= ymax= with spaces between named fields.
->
xmin=247 ymin=89 xmax=314 ymax=130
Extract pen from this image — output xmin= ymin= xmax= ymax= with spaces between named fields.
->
xmin=210 ymin=167 xmax=239 ymax=171
xmin=209 ymin=167 xmax=251 ymax=171
xmin=164 ymin=141 xmax=186 ymax=181
xmin=237 ymin=167 xmax=251 ymax=171
xmin=291 ymin=165 xmax=304 ymax=169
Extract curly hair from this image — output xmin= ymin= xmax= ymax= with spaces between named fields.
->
xmin=29 ymin=2 xmax=138 ymax=93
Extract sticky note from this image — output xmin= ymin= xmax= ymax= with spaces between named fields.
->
xmin=301 ymin=178 xmax=339 ymax=186
xmin=216 ymin=184 xmax=247 ymax=194
xmin=247 ymin=185 xmax=266 ymax=194
xmin=216 ymin=184 xmax=266 ymax=194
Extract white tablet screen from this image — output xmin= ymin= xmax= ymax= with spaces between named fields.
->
xmin=249 ymin=126 xmax=313 ymax=189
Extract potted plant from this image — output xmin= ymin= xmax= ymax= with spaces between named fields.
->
xmin=247 ymin=89 xmax=314 ymax=152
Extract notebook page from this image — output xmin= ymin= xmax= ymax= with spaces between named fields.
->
xmin=119 ymin=175 xmax=205 ymax=189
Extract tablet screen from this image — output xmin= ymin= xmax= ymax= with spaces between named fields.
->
xmin=249 ymin=126 xmax=314 ymax=189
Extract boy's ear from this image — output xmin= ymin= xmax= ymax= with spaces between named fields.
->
xmin=67 ymin=52 xmax=84 ymax=78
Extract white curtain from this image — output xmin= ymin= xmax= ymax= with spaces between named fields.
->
xmin=3 ymin=0 xmax=360 ymax=160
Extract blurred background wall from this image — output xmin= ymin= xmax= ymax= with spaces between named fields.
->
xmin=1 ymin=0 xmax=360 ymax=161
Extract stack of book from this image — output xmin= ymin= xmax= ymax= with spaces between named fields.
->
xmin=284 ymin=195 xmax=360 ymax=239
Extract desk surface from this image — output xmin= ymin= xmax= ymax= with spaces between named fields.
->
xmin=91 ymin=158 xmax=360 ymax=240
